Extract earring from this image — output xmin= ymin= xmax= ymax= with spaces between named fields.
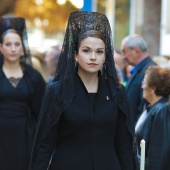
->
xmin=74 ymin=59 xmax=78 ymax=71
xmin=74 ymin=59 xmax=77 ymax=67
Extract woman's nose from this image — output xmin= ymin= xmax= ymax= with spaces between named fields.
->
xmin=11 ymin=45 xmax=16 ymax=51
xmin=90 ymin=52 xmax=96 ymax=60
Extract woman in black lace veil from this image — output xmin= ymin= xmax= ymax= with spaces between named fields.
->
xmin=0 ymin=17 xmax=46 ymax=169
xmin=29 ymin=11 xmax=136 ymax=170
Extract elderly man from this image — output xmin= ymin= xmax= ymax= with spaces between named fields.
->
xmin=121 ymin=34 xmax=157 ymax=126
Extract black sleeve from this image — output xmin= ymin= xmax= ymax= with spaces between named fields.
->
xmin=114 ymin=84 xmax=136 ymax=170
xmin=115 ymin=109 xmax=136 ymax=170
xmin=30 ymin=73 xmax=46 ymax=119
xmin=31 ymin=123 xmax=58 ymax=169
xmin=29 ymin=82 xmax=61 ymax=170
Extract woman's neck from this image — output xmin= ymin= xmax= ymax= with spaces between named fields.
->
xmin=3 ymin=60 xmax=23 ymax=78
xmin=3 ymin=59 xmax=20 ymax=68
xmin=150 ymin=95 xmax=162 ymax=105
xmin=78 ymin=71 xmax=98 ymax=93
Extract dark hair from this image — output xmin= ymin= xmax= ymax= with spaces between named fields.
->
xmin=145 ymin=66 xmax=170 ymax=96
xmin=76 ymin=30 xmax=106 ymax=53
xmin=0 ymin=29 xmax=22 ymax=43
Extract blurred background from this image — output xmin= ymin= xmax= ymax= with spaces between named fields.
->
xmin=1 ymin=0 xmax=170 ymax=78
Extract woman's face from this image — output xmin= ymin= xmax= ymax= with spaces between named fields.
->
xmin=142 ymin=75 xmax=155 ymax=103
xmin=0 ymin=32 xmax=23 ymax=63
xmin=75 ymin=37 xmax=105 ymax=76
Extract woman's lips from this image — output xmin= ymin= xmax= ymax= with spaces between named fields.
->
xmin=88 ymin=63 xmax=97 ymax=66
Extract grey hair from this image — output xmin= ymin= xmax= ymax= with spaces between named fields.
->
xmin=123 ymin=34 xmax=147 ymax=52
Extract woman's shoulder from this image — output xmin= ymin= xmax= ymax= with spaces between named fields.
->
xmin=24 ymin=64 xmax=41 ymax=75
xmin=151 ymin=101 xmax=170 ymax=118
xmin=153 ymin=99 xmax=169 ymax=110
xmin=158 ymin=102 xmax=170 ymax=113
xmin=41 ymin=81 xmax=62 ymax=109
xmin=23 ymin=63 xmax=45 ymax=82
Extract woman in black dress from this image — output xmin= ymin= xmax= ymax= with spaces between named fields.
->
xmin=29 ymin=11 xmax=136 ymax=170
xmin=135 ymin=66 xmax=170 ymax=170
xmin=0 ymin=17 xmax=46 ymax=170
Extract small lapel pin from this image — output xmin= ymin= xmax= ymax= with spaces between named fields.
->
xmin=106 ymin=96 xmax=109 ymax=100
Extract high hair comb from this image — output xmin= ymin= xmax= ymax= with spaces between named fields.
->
xmin=0 ymin=17 xmax=25 ymax=37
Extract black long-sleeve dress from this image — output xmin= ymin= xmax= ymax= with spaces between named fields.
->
xmin=0 ymin=64 xmax=46 ymax=170
xmin=29 ymin=73 xmax=135 ymax=170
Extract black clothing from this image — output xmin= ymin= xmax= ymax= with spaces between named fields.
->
xmin=88 ymin=93 xmax=97 ymax=108
xmin=29 ymin=74 xmax=135 ymax=170
xmin=135 ymin=97 xmax=170 ymax=170
xmin=126 ymin=57 xmax=156 ymax=125
xmin=0 ymin=64 xmax=46 ymax=170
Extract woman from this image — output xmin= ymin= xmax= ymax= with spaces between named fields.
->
xmin=135 ymin=66 xmax=170 ymax=170
xmin=29 ymin=11 xmax=135 ymax=170
xmin=0 ymin=17 xmax=46 ymax=169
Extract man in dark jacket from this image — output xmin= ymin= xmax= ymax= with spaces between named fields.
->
xmin=121 ymin=34 xmax=157 ymax=126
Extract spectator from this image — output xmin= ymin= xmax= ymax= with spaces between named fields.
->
xmin=135 ymin=66 xmax=170 ymax=170
xmin=121 ymin=34 xmax=157 ymax=126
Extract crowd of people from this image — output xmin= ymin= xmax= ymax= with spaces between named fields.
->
xmin=0 ymin=10 xmax=170 ymax=170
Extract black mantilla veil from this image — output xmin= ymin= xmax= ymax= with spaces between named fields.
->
xmin=54 ymin=11 xmax=118 ymax=83
xmin=53 ymin=11 xmax=134 ymax=134
xmin=0 ymin=17 xmax=32 ymax=65
xmin=29 ymin=11 xmax=136 ymax=169
xmin=53 ymin=10 xmax=120 ymax=110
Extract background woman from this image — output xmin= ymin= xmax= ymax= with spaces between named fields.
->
xmin=135 ymin=65 xmax=170 ymax=170
xmin=0 ymin=17 xmax=46 ymax=169
xmin=29 ymin=11 xmax=135 ymax=170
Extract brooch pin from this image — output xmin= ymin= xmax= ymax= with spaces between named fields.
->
xmin=106 ymin=96 xmax=109 ymax=100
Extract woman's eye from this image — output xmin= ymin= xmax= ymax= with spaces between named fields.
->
xmin=15 ymin=43 xmax=21 ymax=47
xmin=5 ymin=43 xmax=11 ymax=47
xmin=83 ymin=49 xmax=90 ymax=53
xmin=97 ymin=50 xmax=103 ymax=54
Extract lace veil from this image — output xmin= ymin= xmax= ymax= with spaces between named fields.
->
xmin=52 ymin=11 xmax=134 ymax=138
xmin=53 ymin=11 xmax=120 ymax=104
xmin=55 ymin=10 xmax=134 ymax=133
xmin=0 ymin=17 xmax=31 ymax=65
xmin=43 ymin=11 xmax=134 ymax=138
